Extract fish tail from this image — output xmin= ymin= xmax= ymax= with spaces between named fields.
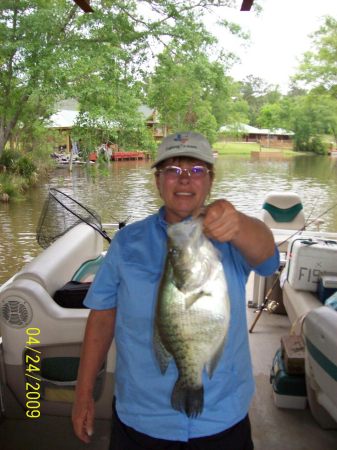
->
xmin=171 ymin=379 xmax=204 ymax=417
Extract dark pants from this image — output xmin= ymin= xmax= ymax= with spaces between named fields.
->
xmin=109 ymin=403 xmax=254 ymax=450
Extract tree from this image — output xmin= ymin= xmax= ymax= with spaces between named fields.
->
xmin=147 ymin=48 xmax=229 ymax=143
xmin=0 ymin=0 xmax=237 ymax=156
xmin=239 ymin=75 xmax=281 ymax=126
xmin=146 ymin=15 xmax=250 ymax=145
xmin=294 ymin=16 xmax=337 ymax=97
xmin=256 ymin=103 xmax=282 ymax=130
xmin=0 ymin=0 xmax=71 ymax=153
xmin=291 ymin=15 xmax=337 ymax=149
xmin=285 ymin=93 xmax=337 ymax=154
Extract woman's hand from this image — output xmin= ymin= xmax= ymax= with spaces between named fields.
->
xmin=203 ymin=199 xmax=276 ymax=266
xmin=203 ymin=199 xmax=241 ymax=243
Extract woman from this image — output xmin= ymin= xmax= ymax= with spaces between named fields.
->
xmin=72 ymin=131 xmax=279 ymax=449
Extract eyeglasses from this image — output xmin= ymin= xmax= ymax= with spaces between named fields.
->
xmin=157 ymin=165 xmax=211 ymax=179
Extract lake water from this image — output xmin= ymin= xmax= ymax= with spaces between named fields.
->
xmin=1 ymin=154 xmax=337 ymax=285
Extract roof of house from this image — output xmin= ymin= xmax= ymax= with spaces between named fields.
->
xmin=138 ymin=105 xmax=154 ymax=119
xmin=219 ymin=123 xmax=294 ymax=136
xmin=47 ymin=103 xmax=156 ymax=129
xmin=47 ymin=110 xmax=80 ymax=128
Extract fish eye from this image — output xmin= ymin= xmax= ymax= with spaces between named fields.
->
xmin=169 ymin=247 xmax=179 ymax=256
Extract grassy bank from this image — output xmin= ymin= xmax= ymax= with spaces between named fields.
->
xmin=0 ymin=148 xmax=55 ymax=202
xmin=213 ymin=141 xmax=301 ymax=156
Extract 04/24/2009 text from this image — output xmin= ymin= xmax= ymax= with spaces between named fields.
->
xmin=25 ymin=327 xmax=41 ymax=419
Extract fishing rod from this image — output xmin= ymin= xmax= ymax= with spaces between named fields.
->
xmin=276 ymin=200 xmax=337 ymax=250
xmin=249 ymin=274 xmax=281 ymax=333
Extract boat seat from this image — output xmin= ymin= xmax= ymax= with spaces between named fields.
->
xmin=13 ymin=223 xmax=103 ymax=297
xmin=261 ymin=192 xmax=305 ymax=230
xmin=282 ymin=280 xmax=321 ymax=325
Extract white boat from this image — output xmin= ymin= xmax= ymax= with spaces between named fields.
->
xmin=0 ymin=223 xmax=115 ymax=421
xmin=258 ymin=192 xmax=337 ymax=429
xmin=1 ymin=192 xmax=337 ymax=449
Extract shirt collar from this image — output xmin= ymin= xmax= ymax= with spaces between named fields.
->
xmin=157 ymin=206 xmax=195 ymax=230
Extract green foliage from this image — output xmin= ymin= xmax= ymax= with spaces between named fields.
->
xmin=227 ymin=16 xmax=337 ymax=155
xmin=4 ymin=0 xmax=335 ymax=174
xmin=194 ymin=107 xmax=219 ymax=144
xmin=310 ymin=136 xmax=327 ymax=155
xmin=0 ymin=150 xmax=21 ymax=170
xmin=15 ymin=156 xmax=37 ymax=179
xmin=0 ymin=150 xmax=38 ymax=178
xmin=257 ymin=103 xmax=283 ymax=130
xmin=147 ymin=42 xmax=240 ymax=142
xmin=0 ymin=0 xmax=72 ymax=152
xmin=0 ymin=0 xmax=237 ymax=157
xmin=239 ymin=76 xmax=281 ymax=126
xmin=290 ymin=15 xmax=337 ymax=151
xmin=285 ymin=93 xmax=336 ymax=153
xmin=294 ymin=134 xmax=327 ymax=155
xmin=0 ymin=172 xmax=28 ymax=199
xmin=295 ymin=16 xmax=337 ymax=96
xmin=72 ymin=108 xmax=156 ymax=155
xmin=30 ymin=143 xmax=56 ymax=173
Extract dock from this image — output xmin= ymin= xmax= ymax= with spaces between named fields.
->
xmin=111 ymin=151 xmax=145 ymax=161
xmin=251 ymin=151 xmax=285 ymax=160
xmin=88 ymin=151 xmax=146 ymax=162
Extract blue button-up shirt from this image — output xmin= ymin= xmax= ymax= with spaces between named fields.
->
xmin=84 ymin=207 xmax=279 ymax=441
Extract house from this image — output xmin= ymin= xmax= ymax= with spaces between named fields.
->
xmin=138 ymin=105 xmax=168 ymax=141
xmin=47 ymin=101 xmax=167 ymax=153
xmin=219 ymin=123 xmax=294 ymax=147
xmin=47 ymin=99 xmax=80 ymax=153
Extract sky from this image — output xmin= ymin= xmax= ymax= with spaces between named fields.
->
xmin=206 ymin=0 xmax=337 ymax=93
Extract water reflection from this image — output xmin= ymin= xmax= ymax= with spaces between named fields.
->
xmin=1 ymin=155 xmax=337 ymax=285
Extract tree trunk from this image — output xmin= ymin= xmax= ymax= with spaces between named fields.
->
xmin=0 ymin=125 xmax=8 ymax=156
xmin=0 ymin=92 xmax=30 ymax=156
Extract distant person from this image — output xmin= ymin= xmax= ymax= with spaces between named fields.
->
xmin=72 ymin=140 xmax=79 ymax=155
xmin=72 ymin=131 xmax=279 ymax=449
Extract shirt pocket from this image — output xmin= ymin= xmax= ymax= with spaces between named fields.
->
xmin=117 ymin=262 xmax=162 ymax=335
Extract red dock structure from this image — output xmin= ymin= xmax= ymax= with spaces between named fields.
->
xmin=111 ymin=151 xmax=145 ymax=161
xmin=88 ymin=150 xmax=145 ymax=162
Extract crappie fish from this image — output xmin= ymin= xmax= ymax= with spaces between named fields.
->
xmin=154 ymin=217 xmax=230 ymax=417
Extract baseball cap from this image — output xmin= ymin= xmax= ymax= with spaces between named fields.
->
xmin=151 ymin=131 xmax=214 ymax=168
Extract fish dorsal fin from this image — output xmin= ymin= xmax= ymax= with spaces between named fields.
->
xmin=205 ymin=336 xmax=227 ymax=379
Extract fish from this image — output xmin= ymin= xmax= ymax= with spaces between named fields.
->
xmin=154 ymin=216 xmax=230 ymax=417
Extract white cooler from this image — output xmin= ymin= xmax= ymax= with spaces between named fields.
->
xmin=286 ymin=238 xmax=337 ymax=292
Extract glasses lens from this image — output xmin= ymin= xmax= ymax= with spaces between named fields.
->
xmin=190 ymin=166 xmax=207 ymax=177
xmin=163 ymin=166 xmax=181 ymax=177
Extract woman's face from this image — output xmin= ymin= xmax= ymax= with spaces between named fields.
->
xmin=155 ymin=157 xmax=213 ymax=224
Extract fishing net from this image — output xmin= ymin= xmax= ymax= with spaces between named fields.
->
xmin=36 ymin=188 xmax=111 ymax=248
